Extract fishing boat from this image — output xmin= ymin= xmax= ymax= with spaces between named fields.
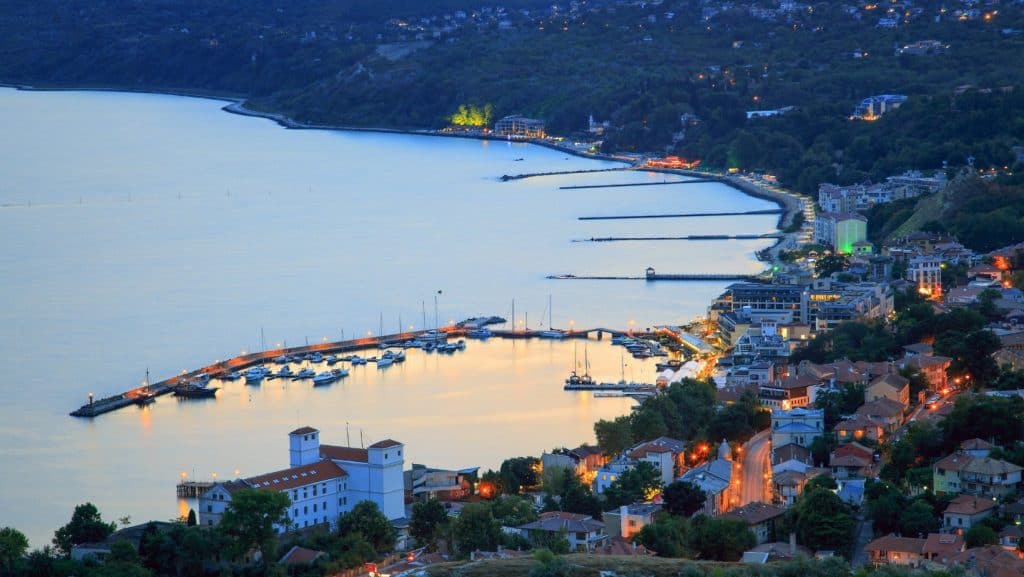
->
xmin=325 ymin=355 xmax=339 ymax=365
xmin=467 ymin=327 xmax=492 ymax=339
xmin=275 ymin=365 xmax=293 ymax=379
xmin=310 ymin=352 xmax=323 ymax=363
xmin=273 ymin=355 xmax=289 ymax=364
xmin=221 ymin=371 xmax=241 ymax=381
xmin=377 ymin=356 xmax=394 ymax=368
xmin=174 ymin=383 xmax=218 ymax=398
xmin=293 ymin=368 xmax=315 ymax=379
xmin=350 ymin=355 xmax=368 ymax=365
xmin=331 ymin=368 xmax=350 ymax=379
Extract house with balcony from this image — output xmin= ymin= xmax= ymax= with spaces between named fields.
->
xmin=760 ymin=374 xmax=818 ymax=409
xmin=933 ymin=453 xmax=1022 ymax=497
xmin=516 ymin=512 xmax=607 ymax=552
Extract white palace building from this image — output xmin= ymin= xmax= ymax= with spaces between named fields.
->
xmin=199 ymin=426 xmax=405 ymax=532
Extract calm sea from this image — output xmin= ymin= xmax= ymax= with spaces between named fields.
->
xmin=0 ymin=88 xmax=776 ymax=546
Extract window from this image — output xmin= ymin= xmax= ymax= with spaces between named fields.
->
xmin=323 ymin=501 xmax=327 ymax=510
xmin=304 ymin=506 xmax=308 ymax=514
xmin=207 ymin=505 xmax=212 ymax=512
xmin=313 ymin=504 xmax=317 ymax=512
xmin=343 ymin=497 xmax=348 ymax=505
xmin=398 ymin=450 xmax=402 ymax=456
xmin=313 ymin=486 xmax=317 ymax=496
xmin=293 ymin=508 xmax=298 ymax=517
xmin=385 ymin=452 xmax=389 ymax=459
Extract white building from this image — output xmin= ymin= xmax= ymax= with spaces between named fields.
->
xmin=770 ymin=408 xmax=824 ymax=449
xmin=908 ymin=255 xmax=943 ymax=298
xmin=199 ymin=427 xmax=405 ymax=533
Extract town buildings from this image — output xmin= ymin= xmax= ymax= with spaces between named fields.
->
xmin=679 ymin=440 xmax=736 ymax=516
xmin=516 ymin=512 xmax=607 ymax=552
xmin=813 ymin=213 xmax=868 ymax=254
xmin=199 ymin=427 xmax=405 ymax=533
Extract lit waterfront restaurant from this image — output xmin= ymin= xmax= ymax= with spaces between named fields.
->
xmin=493 ymin=115 xmax=545 ymax=138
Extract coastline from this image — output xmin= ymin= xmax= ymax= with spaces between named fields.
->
xmin=3 ymin=82 xmax=807 ymax=264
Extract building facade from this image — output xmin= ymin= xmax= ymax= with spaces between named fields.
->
xmin=200 ymin=427 xmax=405 ymax=533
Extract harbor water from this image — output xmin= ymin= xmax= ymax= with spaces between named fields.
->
xmin=0 ymin=87 xmax=776 ymax=546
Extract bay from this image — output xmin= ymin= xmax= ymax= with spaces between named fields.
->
xmin=0 ymin=88 xmax=776 ymax=546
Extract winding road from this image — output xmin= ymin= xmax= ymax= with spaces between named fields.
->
xmin=739 ymin=430 xmax=773 ymax=506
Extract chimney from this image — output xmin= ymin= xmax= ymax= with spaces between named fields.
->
xmin=789 ymin=532 xmax=797 ymax=556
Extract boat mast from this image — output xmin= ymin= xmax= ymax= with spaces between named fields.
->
xmin=511 ymin=299 xmax=515 ymax=333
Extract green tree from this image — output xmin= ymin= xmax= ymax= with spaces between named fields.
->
xmin=965 ymin=525 xmax=999 ymax=548
xmin=528 ymin=548 xmax=575 ymax=577
xmin=453 ymin=502 xmax=502 ymax=558
xmin=900 ymin=499 xmax=939 ymax=537
xmin=186 ymin=509 xmax=197 ymax=527
xmin=634 ymin=515 xmax=690 ymax=558
xmin=594 ymin=416 xmax=634 ymax=456
xmin=410 ymin=499 xmax=448 ymax=549
xmin=792 ymin=485 xmax=855 ymax=557
xmin=603 ymin=462 xmax=663 ymax=509
xmin=935 ymin=329 xmax=1002 ymax=387
xmin=816 ymin=254 xmax=850 ymax=278
xmin=662 ymin=481 xmax=707 ymax=517
xmin=338 ymin=501 xmax=396 ymax=554
xmin=687 ymin=516 xmax=756 ymax=561
xmin=52 ymin=503 xmax=117 ymax=557
xmin=490 ymin=496 xmax=539 ymax=527
xmin=0 ymin=527 xmax=29 ymax=576
xmin=500 ymin=457 xmax=541 ymax=494
xmin=218 ymin=489 xmax=290 ymax=564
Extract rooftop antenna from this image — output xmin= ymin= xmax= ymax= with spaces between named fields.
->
xmin=360 ymin=429 xmax=364 ymax=449
xmin=346 ymin=422 xmax=351 ymax=447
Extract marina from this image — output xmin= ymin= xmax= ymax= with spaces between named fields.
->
xmin=69 ymin=320 xmax=676 ymax=419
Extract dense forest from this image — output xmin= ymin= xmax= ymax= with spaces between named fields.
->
xmin=2 ymin=0 xmax=1024 ymax=196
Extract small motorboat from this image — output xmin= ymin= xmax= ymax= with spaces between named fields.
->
xmin=276 ymin=365 xmax=294 ymax=378
xmin=325 ymin=355 xmax=339 ymax=365
xmin=245 ymin=366 xmax=270 ymax=383
xmin=312 ymin=372 xmax=336 ymax=386
xmin=377 ymin=357 xmax=394 ymax=368
xmin=293 ymin=368 xmax=315 ymax=379
xmin=331 ymin=368 xmax=350 ymax=379
xmin=273 ymin=355 xmax=289 ymax=364
xmin=310 ymin=352 xmax=324 ymax=363
xmin=350 ymin=356 xmax=367 ymax=366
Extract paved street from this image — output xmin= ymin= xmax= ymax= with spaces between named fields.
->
xmin=739 ymin=430 xmax=772 ymax=505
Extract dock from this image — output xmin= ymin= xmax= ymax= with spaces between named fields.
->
xmin=547 ymin=272 xmax=760 ymax=282
xmin=577 ymin=209 xmax=782 ymax=221
xmin=69 ymin=319 xmax=654 ymax=419
xmin=558 ymin=179 xmax=716 ymax=190
xmin=574 ymin=233 xmax=782 ymax=242
xmin=500 ymin=167 xmax=629 ymax=181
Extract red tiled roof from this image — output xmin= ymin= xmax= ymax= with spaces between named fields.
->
xmin=320 ymin=444 xmax=368 ymax=463
xmin=246 ymin=460 xmax=346 ymax=492
xmin=369 ymin=439 xmax=402 ymax=449
xmin=279 ymin=546 xmax=325 ymax=565
xmin=945 ymin=495 xmax=998 ymax=516
xmin=865 ymin=535 xmax=926 ymax=554
xmin=923 ymin=532 xmax=964 ymax=556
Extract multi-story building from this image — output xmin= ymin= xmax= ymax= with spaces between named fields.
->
xmin=594 ymin=437 xmax=683 ymax=492
xmin=814 ymin=213 xmax=868 ymax=254
xmin=908 ymin=255 xmax=943 ymax=298
xmin=493 ymin=115 xmax=545 ymax=138
xmin=807 ymin=280 xmax=893 ymax=332
xmin=770 ymin=408 xmax=824 ymax=449
xmin=200 ymin=427 xmax=405 ymax=532
xmin=712 ymin=284 xmax=808 ymax=324
xmin=852 ymin=94 xmax=908 ymax=120
xmin=759 ymin=373 xmax=818 ymax=409
xmin=944 ymin=495 xmax=997 ymax=531
xmin=933 ymin=453 xmax=1022 ymax=497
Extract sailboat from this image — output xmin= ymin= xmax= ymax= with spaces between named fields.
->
xmin=538 ymin=294 xmax=567 ymax=339
xmin=565 ymin=342 xmax=595 ymax=386
xmin=600 ymin=350 xmax=642 ymax=388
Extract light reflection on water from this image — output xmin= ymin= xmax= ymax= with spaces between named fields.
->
xmin=0 ymin=88 xmax=774 ymax=546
